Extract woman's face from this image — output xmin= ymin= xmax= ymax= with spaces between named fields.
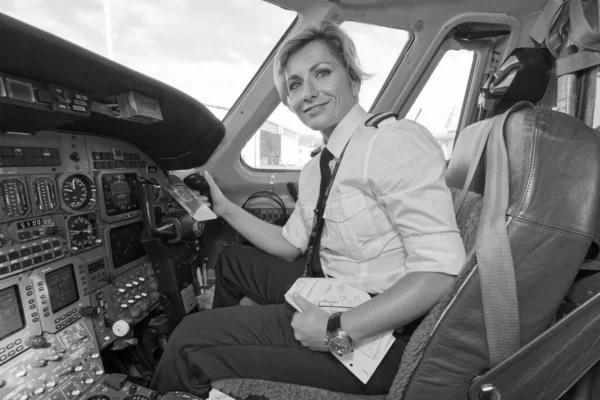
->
xmin=284 ymin=40 xmax=358 ymax=137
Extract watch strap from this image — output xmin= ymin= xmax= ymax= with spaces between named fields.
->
xmin=327 ymin=312 xmax=342 ymax=335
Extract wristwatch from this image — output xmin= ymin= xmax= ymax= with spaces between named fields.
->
xmin=325 ymin=312 xmax=355 ymax=356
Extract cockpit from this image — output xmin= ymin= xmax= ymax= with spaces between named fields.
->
xmin=2 ymin=0 xmax=600 ymax=399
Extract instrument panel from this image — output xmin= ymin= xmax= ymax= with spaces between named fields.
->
xmin=0 ymin=130 xmax=178 ymax=400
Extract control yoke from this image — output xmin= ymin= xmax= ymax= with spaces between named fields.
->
xmin=135 ymin=176 xmax=203 ymax=243
xmin=135 ymin=177 xmax=177 ymax=240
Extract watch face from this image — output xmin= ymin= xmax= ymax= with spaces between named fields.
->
xmin=329 ymin=337 xmax=353 ymax=355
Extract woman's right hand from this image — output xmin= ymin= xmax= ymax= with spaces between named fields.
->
xmin=202 ymin=171 xmax=230 ymax=217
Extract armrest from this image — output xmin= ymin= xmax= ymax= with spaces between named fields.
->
xmin=469 ymin=292 xmax=600 ymax=400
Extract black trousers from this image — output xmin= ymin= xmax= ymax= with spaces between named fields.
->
xmin=150 ymin=246 xmax=406 ymax=397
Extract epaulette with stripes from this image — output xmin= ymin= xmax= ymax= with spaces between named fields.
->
xmin=364 ymin=112 xmax=399 ymax=128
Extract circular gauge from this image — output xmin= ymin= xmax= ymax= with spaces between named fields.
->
xmin=32 ymin=177 xmax=58 ymax=213
xmin=67 ymin=214 xmax=97 ymax=250
xmin=87 ymin=396 xmax=110 ymax=400
xmin=62 ymin=175 xmax=94 ymax=210
xmin=0 ymin=178 xmax=29 ymax=218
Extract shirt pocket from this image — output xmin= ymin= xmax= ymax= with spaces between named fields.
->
xmin=323 ymin=191 xmax=381 ymax=261
xmin=301 ymin=202 xmax=316 ymax=233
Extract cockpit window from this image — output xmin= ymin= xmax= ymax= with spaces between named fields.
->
xmin=0 ymin=1 xmax=296 ymax=113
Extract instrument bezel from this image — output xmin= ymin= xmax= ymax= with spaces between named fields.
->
xmin=29 ymin=257 xmax=90 ymax=334
xmin=0 ymin=273 xmax=42 ymax=366
xmin=0 ymin=175 xmax=31 ymax=222
xmin=95 ymin=169 xmax=142 ymax=224
xmin=57 ymin=172 xmax=97 ymax=213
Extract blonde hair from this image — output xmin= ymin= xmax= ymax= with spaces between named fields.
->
xmin=273 ymin=21 xmax=369 ymax=106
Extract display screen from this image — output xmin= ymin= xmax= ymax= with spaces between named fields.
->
xmin=17 ymin=218 xmax=44 ymax=230
xmin=110 ymin=221 xmax=146 ymax=269
xmin=0 ymin=285 xmax=25 ymax=341
xmin=101 ymin=173 xmax=140 ymax=216
xmin=87 ymin=259 xmax=106 ymax=275
xmin=47 ymin=265 xmax=79 ymax=313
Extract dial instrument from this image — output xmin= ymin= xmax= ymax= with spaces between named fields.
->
xmin=32 ymin=177 xmax=58 ymax=213
xmin=67 ymin=214 xmax=97 ymax=250
xmin=0 ymin=178 xmax=29 ymax=218
xmin=62 ymin=175 xmax=95 ymax=210
xmin=101 ymin=173 xmax=140 ymax=216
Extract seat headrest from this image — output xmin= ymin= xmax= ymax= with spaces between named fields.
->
xmin=446 ymin=109 xmax=600 ymax=237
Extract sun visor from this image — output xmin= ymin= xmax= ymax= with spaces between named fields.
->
xmin=0 ymin=12 xmax=225 ymax=170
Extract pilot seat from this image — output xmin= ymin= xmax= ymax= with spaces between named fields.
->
xmin=210 ymin=105 xmax=600 ymax=400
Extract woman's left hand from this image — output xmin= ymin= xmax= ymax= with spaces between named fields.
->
xmin=290 ymin=294 xmax=330 ymax=352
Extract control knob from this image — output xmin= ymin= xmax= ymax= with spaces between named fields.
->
xmin=25 ymin=335 xmax=47 ymax=349
xmin=30 ymin=359 xmax=47 ymax=368
xmin=32 ymin=387 xmax=45 ymax=395
xmin=112 ymin=320 xmax=132 ymax=337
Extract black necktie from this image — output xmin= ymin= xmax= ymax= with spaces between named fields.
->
xmin=317 ymin=147 xmax=334 ymax=213
xmin=307 ymin=147 xmax=334 ymax=277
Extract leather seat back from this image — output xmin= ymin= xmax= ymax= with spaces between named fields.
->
xmin=393 ymin=109 xmax=600 ymax=399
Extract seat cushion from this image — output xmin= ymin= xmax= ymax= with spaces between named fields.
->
xmin=212 ymin=379 xmax=387 ymax=400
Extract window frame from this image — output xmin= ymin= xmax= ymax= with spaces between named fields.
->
xmin=394 ymin=36 xmax=491 ymax=158
xmin=222 ymin=15 xmax=301 ymax=124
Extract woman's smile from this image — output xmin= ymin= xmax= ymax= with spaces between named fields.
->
xmin=303 ymin=101 xmax=330 ymax=115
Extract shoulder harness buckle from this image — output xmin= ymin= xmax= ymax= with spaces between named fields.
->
xmin=364 ymin=112 xmax=399 ymax=128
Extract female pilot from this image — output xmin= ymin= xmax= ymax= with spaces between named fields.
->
xmin=151 ymin=21 xmax=466 ymax=397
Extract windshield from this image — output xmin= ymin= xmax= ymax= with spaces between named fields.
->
xmin=0 ymin=0 xmax=296 ymax=110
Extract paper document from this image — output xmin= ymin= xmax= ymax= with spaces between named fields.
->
xmin=162 ymin=180 xmax=216 ymax=222
xmin=207 ymin=388 xmax=236 ymax=400
xmin=285 ymin=278 xmax=395 ymax=384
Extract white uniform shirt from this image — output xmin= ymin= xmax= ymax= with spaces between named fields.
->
xmin=282 ymin=104 xmax=466 ymax=294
